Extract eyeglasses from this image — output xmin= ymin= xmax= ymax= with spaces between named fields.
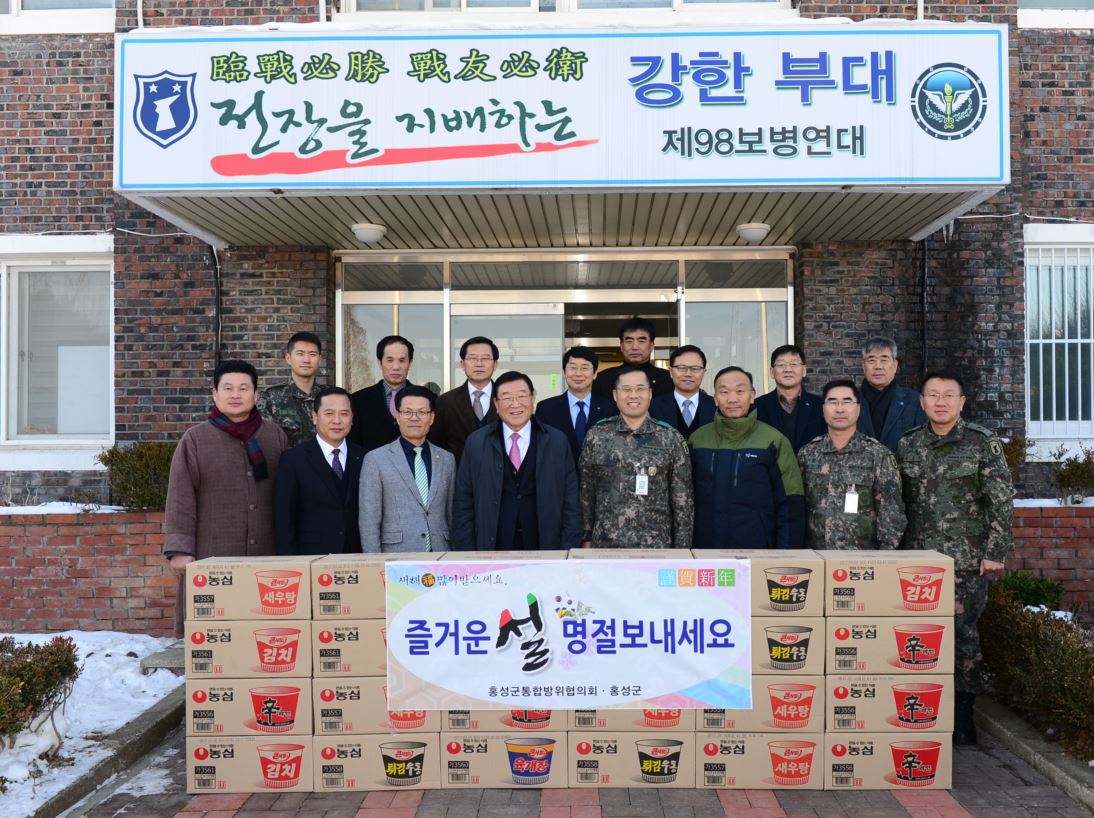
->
xmin=463 ymin=355 xmax=495 ymax=364
xmin=615 ymin=385 xmax=650 ymax=395
xmin=398 ymin=409 xmax=433 ymax=419
xmin=565 ymin=363 xmax=595 ymax=373
xmin=773 ymin=361 xmax=804 ymax=370
xmin=923 ymin=392 xmax=962 ymax=402
xmin=671 ymin=365 xmax=706 ymax=374
xmin=823 ymin=398 xmax=859 ymax=407
xmin=496 ymin=393 xmax=533 ymax=405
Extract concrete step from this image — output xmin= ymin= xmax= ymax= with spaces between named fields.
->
xmin=140 ymin=644 xmax=183 ymax=676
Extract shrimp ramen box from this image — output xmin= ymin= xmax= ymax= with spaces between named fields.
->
xmin=566 ymin=732 xmax=696 ymax=788
xmin=311 ymin=553 xmax=433 ymax=620
xmin=696 ymin=550 xmax=824 ymax=616
xmin=816 ymin=550 xmax=955 ymax=616
xmin=184 ymin=620 xmax=312 ymax=678
xmin=699 ymin=676 xmax=825 ymax=733
xmin=187 ymin=735 xmax=314 ymax=793
xmin=440 ymin=732 xmax=570 ymax=788
xmin=694 ymin=733 xmax=824 ymax=789
xmin=186 ymin=556 xmax=318 ymax=621
xmin=823 ymin=733 xmax=953 ymax=790
xmin=313 ymin=734 xmax=443 ymax=791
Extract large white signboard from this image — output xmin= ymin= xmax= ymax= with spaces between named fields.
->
xmin=115 ymin=24 xmax=1008 ymax=191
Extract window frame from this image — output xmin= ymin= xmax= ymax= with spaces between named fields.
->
xmin=0 ymin=0 xmax=114 ymax=35
xmin=337 ymin=0 xmax=792 ymax=15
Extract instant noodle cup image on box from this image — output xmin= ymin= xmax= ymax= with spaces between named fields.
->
xmin=700 ymin=676 xmax=824 ymax=732
xmin=699 ymin=550 xmax=824 ymax=616
xmin=825 ymin=618 xmax=954 ymax=674
xmin=823 ymin=733 xmax=952 ymax=790
xmin=187 ymin=735 xmax=314 ymax=793
xmin=567 ymin=708 xmax=697 ymax=731
xmin=185 ymin=621 xmax=312 ymax=678
xmin=313 ymin=734 xmax=441 ymax=791
xmin=825 ymin=675 xmax=954 ymax=732
xmin=567 ymin=732 xmax=695 ymax=788
xmin=187 ymin=679 xmax=313 ymax=736
xmin=186 ymin=556 xmax=316 ymax=621
xmin=818 ymin=550 xmax=954 ymax=616
xmin=441 ymin=732 xmax=568 ymax=788
xmin=752 ymin=617 xmax=825 ymax=674
xmin=695 ymin=733 xmax=823 ymax=789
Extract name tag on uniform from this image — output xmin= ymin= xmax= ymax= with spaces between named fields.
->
xmin=844 ymin=487 xmax=859 ymax=514
xmin=635 ymin=472 xmax=649 ymax=496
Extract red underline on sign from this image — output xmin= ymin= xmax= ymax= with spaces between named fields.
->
xmin=210 ymin=139 xmax=600 ymax=177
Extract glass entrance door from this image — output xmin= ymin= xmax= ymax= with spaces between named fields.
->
xmin=450 ymin=303 xmax=564 ymax=398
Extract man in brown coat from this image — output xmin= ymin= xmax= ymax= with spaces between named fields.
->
xmin=164 ymin=359 xmax=289 ymax=635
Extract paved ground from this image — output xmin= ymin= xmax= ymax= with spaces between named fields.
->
xmin=67 ymin=727 xmax=1090 ymax=818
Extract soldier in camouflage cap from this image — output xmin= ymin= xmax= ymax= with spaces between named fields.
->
xmin=798 ymin=379 xmax=906 ymax=549
xmin=256 ymin=331 xmax=324 ymax=447
xmin=579 ymin=366 xmax=693 ymax=549
xmin=897 ymin=370 xmax=1015 ymax=746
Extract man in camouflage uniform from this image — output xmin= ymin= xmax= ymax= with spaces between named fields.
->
xmin=256 ymin=331 xmax=323 ymax=447
xmin=897 ymin=370 xmax=1015 ymax=746
xmin=798 ymin=379 xmax=906 ymax=549
xmin=579 ymin=366 xmax=693 ymax=549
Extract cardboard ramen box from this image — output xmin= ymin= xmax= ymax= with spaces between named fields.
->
xmin=752 ymin=617 xmax=826 ymax=674
xmin=443 ymin=708 xmax=565 ymax=732
xmin=695 ymin=732 xmax=824 ymax=789
xmin=186 ymin=678 xmax=313 ymax=736
xmin=311 ymin=553 xmax=432 ymax=620
xmin=440 ymin=732 xmax=569 ymax=788
xmin=699 ymin=676 xmax=825 ymax=733
xmin=697 ymin=550 xmax=824 ymax=616
xmin=314 ymin=677 xmax=440 ymax=735
xmin=566 ymin=732 xmax=695 ymax=788
xmin=312 ymin=619 xmax=386 ymax=677
xmin=185 ymin=620 xmax=312 ymax=678
xmin=817 ymin=550 xmax=955 ymax=616
xmin=825 ymin=675 xmax=955 ymax=732
xmin=440 ymin=551 xmax=570 ymax=560
xmin=187 ymin=556 xmax=317 ymax=621
xmin=823 ymin=733 xmax=953 ymax=790
xmin=566 ymin=708 xmax=697 ymax=732
xmin=825 ymin=618 xmax=955 ymax=675
xmin=187 ymin=735 xmax=313 ymax=793
xmin=313 ymin=733 xmax=442 ymax=791
xmin=568 ymin=549 xmax=694 ymax=559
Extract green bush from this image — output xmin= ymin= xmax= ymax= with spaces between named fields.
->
xmin=0 ymin=636 xmax=80 ymax=747
xmin=1051 ymin=443 xmax=1094 ymax=499
xmin=1001 ymin=571 xmax=1065 ymax=609
xmin=981 ymin=585 xmax=1094 ymax=759
xmin=97 ymin=442 xmax=177 ymax=511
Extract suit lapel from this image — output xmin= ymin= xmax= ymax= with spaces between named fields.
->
xmin=305 ymin=439 xmax=343 ymax=504
xmin=388 ymin=442 xmax=427 ymax=509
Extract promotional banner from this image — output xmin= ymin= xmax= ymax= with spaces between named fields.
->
xmin=115 ymin=23 xmax=1008 ymax=190
xmin=385 ymin=559 xmax=751 ymax=710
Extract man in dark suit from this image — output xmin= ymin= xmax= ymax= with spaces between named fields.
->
xmin=348 ymin=335 xmax=413 ymax=453
xmin=429 ymin=336 xmax=498 ymax=463
xmin=535 ymin=346 xmax=616 ymax=465
xmin=592 ymin=316 xmax=673 ymax=398
xmin=274 ymin=386 xmax=364 ymax=555
xmin=754 ymin=344 xmax=826 ymax=453
xmin=452 ymin=371 xmax=582 ymax=551
xmin=856 ymin=337 xmax=928 ymax=453
xmin=649 ymin=344 xmax=715 ymax=439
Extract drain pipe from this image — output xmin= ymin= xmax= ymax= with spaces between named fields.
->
xmin=137 ymin=0 xmax=145 ymax=28
xmin=318 ymin=0 xmax=327 ymax=22
xmin=917 ymin=0 xmax=924 ymax=20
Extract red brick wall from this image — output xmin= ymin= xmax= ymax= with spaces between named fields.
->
xmin=0 ymin=512 xmax=175 ymax=637
xmin=1011 ymin=507 xmax=1094 ymax=622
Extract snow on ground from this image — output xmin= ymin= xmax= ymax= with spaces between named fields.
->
xmin=0 ymin=502 xmax=124 ymax=516
xmin=0 ymin=631 xmax=182 ymax=818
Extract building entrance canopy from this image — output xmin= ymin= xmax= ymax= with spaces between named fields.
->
xmin=113 ymin=21 xmax=1009 ymax=249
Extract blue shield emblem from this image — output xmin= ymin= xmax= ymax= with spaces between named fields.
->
xmin=133 ymin=71 xmax=197 ymax=148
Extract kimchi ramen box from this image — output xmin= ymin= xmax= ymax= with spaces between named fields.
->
xmin=816 ymin=550 xmax=955 ymax=616
xmin=566 ymin=732 xmax=696 ymax=788
xmin=699 ymin=676 xmax=825 ymax=733
xmin=825 ymin=675 xmax=955 ymax=733
xmin=186 ymin=556 xmax=317 ymax=621
xmin=187 ymin=735 xmax=313 ymax=794
xmin=314 ymin=677 xmax=440 ymax=736
xmin=311 ymin=553 xmax=433 ymax=620
xmin=697 ymin=550 xmax=824 ymax=616
xmin=440 ymin=732 xmax=570 ymax=789
xmin=312 ymin=619 xmax=387 ymax=677
xmin=751 ymin=617 xmax=826 ymax=675
xmin=825 ymin=618 xmax=955 ymax=675
xmin=694 ymin=733 xmax=824 ymax=789
xmin=313 ymin=734 xmax=442 ymax=792
xmin=186 ymin=678 xmax=313 ymax=736
xmin=823 ymin=733 xmax=953 ymax=790
xmin=184 ymin=620 xmax=312 ymax=678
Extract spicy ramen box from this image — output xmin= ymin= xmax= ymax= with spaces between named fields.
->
xmin=186 ymin=735 xmax=314 ymax=793
xmin=314 ymin=677 xmax=440 ymax=735
xmin=184 ymin=620 xmax=312 ymax=678
xmin=697 ymin=550 xmax=824 ymax=616
xmin=311 ymin=553 xmax=433 ymax=620
xmin=751 ymin=617 xmax=826 ymax=674
xmin=185 ymin=678 xmax=313 ymax=736
xmin=816 ymin=550 xmax=955 ymax=616
xmin=313 ymin=734 xmax=442 ymax=792
xmin=823 ymin=733 xmax=953 ymax=790
xmin=440 ymin=732 xmax=570 ymax=789
xmin=699 ymin=676 xmax=825 ymax=733
xmin=566 ymin=732 xmax=696 ymax=788
xmin=312 ymin=619 xmax=387 ymax=677
xmin=694 ymin=732 xmax=824 ymax=789
xmin=825 ymin=618 xmax=955 ymax=675
xmin=825 ymin=675 xmax=955 ymax=733
xmin=186 ymin=556 xmax=317 ymax=621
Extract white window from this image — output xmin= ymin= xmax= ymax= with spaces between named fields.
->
xmin=1025 ymin=224 xmax=1094 ymax=452
xmin=0 ymin=0 xmax=113 ymax=34
xmin=1018 ymin=0 xmax=1094 ymax=28
xmin=344 ymin=0 xmax=788 ymax=13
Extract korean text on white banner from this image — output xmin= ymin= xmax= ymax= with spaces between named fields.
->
xmin=385 ymin=559 xmax=751 ymax=711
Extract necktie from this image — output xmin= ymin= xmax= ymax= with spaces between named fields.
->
xmin=473 ymin=390 xmax=485 ymax=421
xmin=331 ymin=448 xmax=344 ymax=479
xmin=575 ymin=400 xmax=588 ymax=449
xmin=509 ymin=432 xmax=522 ymax=470
xmin=388 ymin=389 xmax=398 ymax=419
xmin=413 ymin=446 xmax=431 ymax=551
xmin=682 ymin=399 xmax=694 ymax=427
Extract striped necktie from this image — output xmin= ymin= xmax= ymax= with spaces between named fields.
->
xmin=413 ymin=446 xmax=431 ymax=550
